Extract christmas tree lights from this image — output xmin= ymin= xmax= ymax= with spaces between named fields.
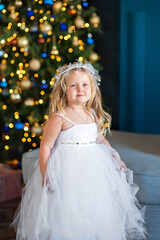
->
xmin=0 ymin=0 xmax=103 ymax=162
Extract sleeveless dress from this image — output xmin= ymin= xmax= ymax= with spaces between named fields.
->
xmin=12 ymin=113 xmax=147 ymax=240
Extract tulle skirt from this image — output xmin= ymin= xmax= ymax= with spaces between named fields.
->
xmin=11 ymin=143 xmax=147 ymax=240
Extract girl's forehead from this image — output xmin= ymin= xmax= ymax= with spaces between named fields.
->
xmin=66 ymin=70 xmax=90 ymax=82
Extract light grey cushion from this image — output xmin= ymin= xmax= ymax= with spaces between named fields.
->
xmin=107 ymin=130 xmax=160 ymax=204
xmin=22 ymin=148 xmax=39 ymax=184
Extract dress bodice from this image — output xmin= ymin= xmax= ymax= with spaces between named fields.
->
xmin=56 ymin=123 xmax=99 ymax=144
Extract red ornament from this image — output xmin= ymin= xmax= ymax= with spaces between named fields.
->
xmin=38 ymin=38 xmax=45 ymax=44
xmin=11 ymin=39 xmax=17 ymax=45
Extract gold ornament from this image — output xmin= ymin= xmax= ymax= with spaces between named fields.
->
xmin=24 ymin=98 xmax=35 ymax=106
xmin=39 ymin=21 xmax=52 ymax=34
xmin=89 ymin=13 xmax=101 ymax=25
xmin=20 ymin=77 xmax=32 ymax=90
xmin=9 ymin=10 xmax=19 ymax=21
xmin=0 ymin=62 xmax=7 ymax=72
xmin=72 ymin=39 xmax=79 ymax=47
xmin=52 ymin=1 xmax=63 ymax=12
xmin=89 ymin=51 xmax=100 ymax=62
xmin=29 ymin=58 xmax=41 ymax=71
xmin=74 ymin=16 xmax=85 ymax=29
xmin=18 ymin=36 xmax=29 ymax=48
xmin=15 ymin=0 xmax=23 ymax=8
xmin=31 ymin=123 xmax=42 ymax=136
xmin=10 ymin=89 xmax=22 ymax=103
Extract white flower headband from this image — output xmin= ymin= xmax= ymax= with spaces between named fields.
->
xmin=53 ymin=60 xmax=101 ymax=87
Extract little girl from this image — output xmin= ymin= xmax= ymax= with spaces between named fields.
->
xmin=12 ymin=61 xmax=147 ymax=240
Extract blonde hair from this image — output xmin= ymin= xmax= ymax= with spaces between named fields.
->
xmin=48 ymin=68 xmax=111 ymax=136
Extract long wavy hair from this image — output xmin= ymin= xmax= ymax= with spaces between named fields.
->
xmin=47 ymin=68 xmax=111 ymax=135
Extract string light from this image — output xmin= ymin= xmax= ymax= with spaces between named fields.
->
xmin=32 ymin=143 xmax=37 ymax=147
xmin=9 ymin=123 xmax=14 ymax=128
xmin=62 ymin=7 xmax=66 ymax=11
xmin=5 ymin=135 xmax=10 ymax=140
xmin=2 ymin=105 xmax=7 ymax=110
xmin=5 ymin=145 xmax=9 ymax=150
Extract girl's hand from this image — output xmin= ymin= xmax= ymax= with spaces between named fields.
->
xmin=120 ymin=160 xmax=127 ymax=170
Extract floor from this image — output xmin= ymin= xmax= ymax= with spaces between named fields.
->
xmin=0 ymin=198 xmax=21 ymax=240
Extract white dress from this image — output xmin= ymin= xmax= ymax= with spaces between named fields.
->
xmin=12 ymin=114 xmax=147 ymax=240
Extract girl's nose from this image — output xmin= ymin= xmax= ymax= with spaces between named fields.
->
xmin=77 ymin=85 xmax=83 ymax=91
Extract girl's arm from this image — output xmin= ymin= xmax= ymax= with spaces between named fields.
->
xmin=39 ymin=115 xmax=63 ymax=186
xmin=96 ymin=134 xmax=111 ymax=146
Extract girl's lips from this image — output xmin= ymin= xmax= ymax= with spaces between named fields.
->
xmin=77 ymin=95 xmax=84 ymax=97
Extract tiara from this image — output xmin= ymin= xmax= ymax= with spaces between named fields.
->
xmin=53 ymin=60 xmax=101 ymax=87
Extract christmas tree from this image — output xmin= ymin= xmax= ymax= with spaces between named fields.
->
xmin=0 ymin=0 xmax=102 ymax=163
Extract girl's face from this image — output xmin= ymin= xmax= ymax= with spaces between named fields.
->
xmin=66 ymin=70 xmax=92 ymax=106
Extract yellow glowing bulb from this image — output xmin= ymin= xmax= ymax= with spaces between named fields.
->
xmin=32 ymin=143 xmax=37 ymax=147
xmin=5 ymin=135 xmax=10 ymax=140
xmin=34 ymin=73 xmax=39 ymax=78
xmin=22 ymin=138 xmax=26 ymax=142
xmin=2 ymin=105 xmax=7 ymax=110
xmin=79 ymin=46 xmax=83 ymax=50
xmin=68 ymin=48 xmax=73 ymax=53
xmin=35 ymin=101 xmax=39 ymax=105
xmin=31 ymin=133 xmax=36 ymax=138
xmin=25 ymin=63 xmax=29 ymax=67
xmin=9 ymin=89 xmax=13 ymax=93
xmin=78 ymin=57 xmax=83 ymax=61
xmin=9 ymin=123 xmax=14 ymax=128
xmin=24 ymin=133 xmax=29 ymax=137
xmin=44 ymin=115 xmax=49 ymax=120
xmin=105 ymin=122 xmax=109 ymax=128
xmin=39 ymin=99 xmax=43 ymax=104
xmin=2 ymin=9 xmax=6 ymax=14
xmin=24 ymin=126 xmax=29 ymax=131
xmin=15 ymin=52 xmax=19 ymax=57
xmin=24 ymin=52 xmax=28 ymax=57
xmin=59 ymin=35 xmax=63 ymax=39
xmin=39 ymin=10 xmax=43 ymax=14
xmin=4 ymin=53 xmax=8 ymax=58
xmin=51 ymin=55 xmax=55 ymax=59
xmin=64 ymin=36 xmax=68 ymax=40
xmin=30 ymin=16 xmax=34 ymax=20
xmin=0 ymin=89 xmax=2 ymax=93
xmin=62 ymin=7 xmax=66 ymax=11
xmin=19 ymin=74 xmax=23 ymax=78
xmin=5 ymin=145 xmax=9 ymax=150
xmin=43 ymin=16 xmax=47 ymax=20
xmin=56 ymin=56 xmax=61 ymax=62
xmin=27 ymin=138 xmax=32 ymax=142
xmin=11 ymin=60 xmax=15 ymax=64
xmin=40 ymin=91 xmax=45 ymax=95
xmin=25 ymin=28 xmax=29 ymax=32
xmin=77 ymin=4 xmax=82 ymax=9
xmin=17 ymin=23 xmax=22 ymax=27
xmin=85 ymin=23 xmax=90 ymax=28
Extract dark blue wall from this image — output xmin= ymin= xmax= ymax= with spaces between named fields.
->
xmin=119 ymin=0 xmax=160 ymax=134
xmin=92 ymin=0 xmax=120 ymax=130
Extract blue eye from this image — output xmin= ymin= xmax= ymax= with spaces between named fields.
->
xmin=71 ymin=84 xmax=76 ymax=87
xmin=83 ymin=83 xmax=88 ymax=86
